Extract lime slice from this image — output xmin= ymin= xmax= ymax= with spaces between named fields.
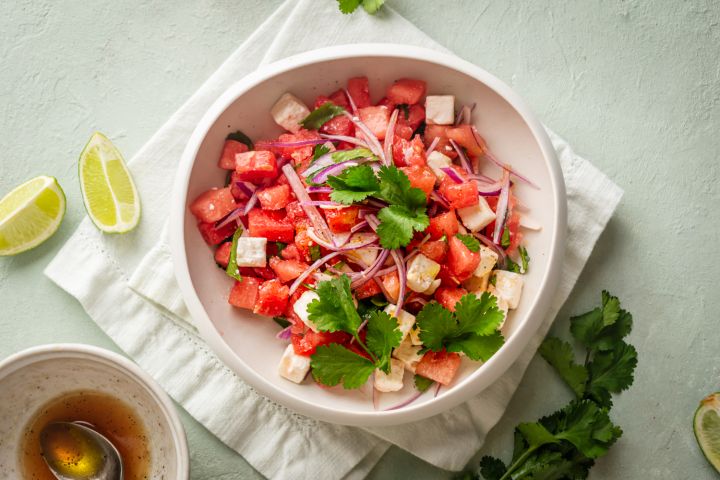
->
xmin=695 ymin=392 xmax=720 ymax=473
xmin=0 ymin=176 xmax=66 ymax=256
xmin=78 ymin=132 xmax=140 ymax=233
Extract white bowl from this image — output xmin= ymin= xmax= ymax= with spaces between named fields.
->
xmin=0 ymin=344 xmax=189 ymax=478
xmin=170 ymin=44 xmax=566 ymax=426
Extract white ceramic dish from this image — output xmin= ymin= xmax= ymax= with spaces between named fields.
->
xmin=170 ymin=44 xmax=566 ymax=427
xmin=0 ymin=344 xmax=189 ymax=478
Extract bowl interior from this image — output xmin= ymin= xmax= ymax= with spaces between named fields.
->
xmin=180 ymin=51 xmax=560 ymax=421
xmin=0 ymin=349 xmax=184 ymax=478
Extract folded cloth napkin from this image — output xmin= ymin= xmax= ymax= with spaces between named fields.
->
xmin=45 ymin=1 xmax=623 ymax=478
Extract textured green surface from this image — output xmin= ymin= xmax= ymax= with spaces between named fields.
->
xmin=1 ymin=0 xmax=719 ymax=478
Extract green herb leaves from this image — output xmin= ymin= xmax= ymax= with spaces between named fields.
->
xmin=327 ymin=164 xmax=429 ymax=248
xmin=225 ymin=226 xmax=243 ymax=281
xmin=337 ymin=0 xmax=385 ymax=14
xmin=308 ymin=275 xmax=402 ymax=388
xmin=300 ymin=102 xmax=345 ymax=130
xmin=456 ymin=233 xmax=480 ymax=252
xmin=226 ymin=130 xmax=253 ymax=150
xmin=416 ymin=292 xmax=505 ymax=361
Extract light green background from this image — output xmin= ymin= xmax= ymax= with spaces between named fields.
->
xmin=1 ymin=1 xmax=718 ymax=478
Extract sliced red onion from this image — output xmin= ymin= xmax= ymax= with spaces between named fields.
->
xmin=288 ymin=251 xmax=343 ymax=295
xmin=242 ymin=191 xmax=258 ymax=215
xmin=263 ymin=138 xmax=328 ymax=148
xmin=282 ymin=163 xmax=333 ymax=242
xmin=474 ymin=232 xmax=507 ymax=268
xmin=390 ymin=249 xmax=407 ymax=313
xmin=319 ymin=134 xmax=371 ymax=150
xmin=302 ymin=152 xmax=334 ymax=178
xmin=429 ymin=191 xmax=450 ymax=209
xmin=449 ymin=139 xmax=475 ymax=175
xmin=300 ymin=200 xmax=346 ymax=209
xmin=373 ymin=265 xmax=398 ymax=277
xmin=349 ymin=318 xmax=369 ymax=345
xmin=493 ymin=172 xmax=511 ymax=244
xmin=215 ymin=207 xmax=244 ymax=229
xmin=350 ymin=249 xmax=389 ymax=288
xmin=425 ymin=136 xmax=440 ymax=156
xmin=235 ymin=181 xmax=256 ymax=198
xmin=434 ymin=382 xmax=442 ymax=397
xmin=344 ymin=88 xmax=359 ymax=116
xmin=454 ymin=103 xmax=475 ymax=126
xmin=383 ymin=109 xmax=399 ymax=166
xmin=349 ymin=220 xmax=369 ymax=235
xmin=342 ymin=112 xmax=385 ymax=162
xmin=275 ymin=327 xmax=292 ymax=340
xmin=311 ymin=159 xmax=359 ymax=184
xmin=364 ymin=198 xmax=388 ymax=210
xmin=307 ymin=186 xmax=333 ymax=194
xmin=307 ymin=228 xmax=378 ymax=253
xmin=472 ymin=127 xmax=539 ymax=189
xmin=384 ymin=390 xmax=425 ymax=411
xmin=440 ymin=167 xmax=464 ymax=184
xmin=332 ymin=231 xmax=352 ymax=247
xmin=364 ymin=213 xmax=380 ymax=231
xmin=406 ymin=296 xmax=428 ymax=306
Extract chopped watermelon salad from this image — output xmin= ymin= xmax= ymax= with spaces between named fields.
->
xmin=189 ymin=76 xmax=537 ymax=409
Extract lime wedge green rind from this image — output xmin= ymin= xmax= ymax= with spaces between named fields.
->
xmin=0 ymin=176 xmax=66 ymax=256
xmin=78 ymin=132 xmax=140 ymax=233
xmin=694 ymin=392 xmax=720 ymax=473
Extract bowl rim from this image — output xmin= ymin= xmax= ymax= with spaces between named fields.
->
xmin=0 ymin=343 xmax=190 ymax=478
xmin=170 ymin=43 xmax=567 ymax=426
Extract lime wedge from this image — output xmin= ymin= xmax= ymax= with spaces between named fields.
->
xmin=0 ymin=176 xmax=66 ymax=256
xmin=695 ymin=392 xmax=720 ymax=473
xmin=78 ymin=132 xmax=140 ymax=233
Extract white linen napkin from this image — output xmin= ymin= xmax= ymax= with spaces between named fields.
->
xmin=44 ymin=1 xmax=623 ymax=479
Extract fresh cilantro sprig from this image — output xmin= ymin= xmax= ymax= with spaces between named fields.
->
xmin=458 ymin=292 xmax=637 ymax=480
xmin=308 ymin=275 xmax=402 ymax=388
xmin=337 ymin=0 xmax=385 ymax=15
xmin=505 ymin=246 xmax=530 ymax=274
xmin=225 ymin=226 xmax=243 ymax=281
xmin=300 ymin=102 xmax=345 ymax=130
xmin=456 ymin=233 xmax=480 ymax=252
xmin=312 ymin=144 xmax=331 ymax=162
xmin=416 ymin=292 xmax=505 ymax=361
xmin=328 ymin=165 xmax=429 ymax=248
xmin=331 ymin=147 xmax=375 ymax=163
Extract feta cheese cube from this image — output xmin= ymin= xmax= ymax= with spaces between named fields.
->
xmin=344 ymin=246 xmax=379 ymax=267
xmin=409 ymin=326 xmax=423 ymax=346
xmin=384 ymin=304 xmax=416 ymax=342
xmin=422 ymin=278 xmax=442 ymax=296
xmin=474 ymin=245 xmax=499 ymax=278
xmin=493 ymin=270 xmax=524 ymax=309
xmin=406 ymin=254 xmax=441 ymax=293
xmin=277 ymin=344 xmax=311 ymax=383
xmin=374 ymin=358 xmax=405 ymax=392
xmin=292 ymin=290 xmax=321 ymax=332
xmin=487 ymin=285 xmax=510 ymax=328
xmin=426 ymin=151 xmax=452 ymax=180
xmin=235 ymin=237 xmax=267 ymax=267
xmin=270 ymin=93 xmax=311 ymax=133
xmin=393 ymin=336 xmax=423 ymax=372
xmin=463 ymin=271 xmax=490 ymax=293
xmin=457 ymin=196 xmax=496 ymax=232
xmin=425 ymin=95 xmax=455 ymax=125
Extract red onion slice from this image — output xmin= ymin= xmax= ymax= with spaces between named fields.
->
xmin=275 ymin=327 xmax=292 ymax=340
xmin=350 ymin=249 xmax=390 ymax=288
xmin=282 ymin=163 xmax=333 ymax=242
xmin=449 ymin=139 xmax=475 ymax=175
xmin=425 ymin=136 xmax=440 ymax=156
xmin=390 ymin=249 xmax=407 ymax=313
xmin=472 ymin=127 xmax=539 ymax=189
xmin=342 ymin=112 xmax=385 ymax=162
xmin=319 ymin=134 xmax=371 ymax=150
xmin=242 ymin=191 xmax=258 ymax=216
xmin=215 ymin=207 xmax=244 ymax=229
xmin=288 ymin=251 xmax=343 ymax=295
xmin=234 ymin=181 xmax=256 ymax=199
xmin=440 ymin=167 xmax=464 ymax=184
xmin=429 ymin=191 xmax=450 ymax=209
xmin=383 ymin=109 xmax=399 ymax=166
xmin=263 ymin=138 xmax=328 ymax=148
xmin=300 ymin=200 xmax=346 ymax=209
xmin=307 ymin=186 xmax=333 ymax=194
xmin=307 ymin=228 xmax=378 ymax=253
xmin=434 ymin=382 xmax=442 ymax=397
xmin=383 ymin=390 xmax=425 ymax=411
xmin=474 ymin=232 xmax=507 ymax=268
xmin=344 ymin=88 xmax=359 ymax=116
xmin=493 ymin=172 xmax=511 ymax=244
xmin=311 ymin=159 xmax=359 ymax=184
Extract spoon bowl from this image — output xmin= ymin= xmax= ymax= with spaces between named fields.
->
xmin=40 ymin=421 xmax=123 ymax=480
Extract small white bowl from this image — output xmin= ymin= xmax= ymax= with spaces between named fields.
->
xmin=0 ymin=344 xmax=189 ymax=478
xmin=170 ymin=44 xmax=566 ymax=426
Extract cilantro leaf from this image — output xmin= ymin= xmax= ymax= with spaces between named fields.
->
xmin=376 ymin=165 xmax=425 ymax=208
xmin=300 ymin=102 xmax=345 ymax=130
xmin=226 ymin=130 xmax=253 ymax=150
xmin=312 ymin=144 xmax=331 ymax=162
xmin=361 ymin=0 xmax=385 ymax=14
xmin=225 ymin=226 xmax=243 ymax=281
xmin=376 ymin=205 xmax=429 ymax=249
xmin=517 ymin=422 xmax=560 ymax=449
xmin=307 ymin=275 xmax=362 ymax=334
xmin=310 ymin=343 xmax=375 ymax=388
xmin=586 ymin=341 xmax=637 ymax=408
xmin=309 ymin=245 xmax=321 ymax=261
xmin=365 ymin=310 xmax=402 ymax=373
xmin=272 ymin=316 xmax=290 ymax=329
xmin=337 ymin=0 xmax=362 ymax=14
xmin=501 ymin=226 xmax=511 ymax=248
xmin=456 ymin=233 xmax=480 ymax=252
xmin=331 ymin=147 xmax=375 ymax=163
xmin=327 ymin=164 xmax=380 ymax=204
xmin=570 ymin=291 xmax=631 ymax=351
xmin=548 ymin=400 xmax=621 ymax=459
xmin=478 ymin=456 xmax=506 ymax=480
xmin=518 ymin=245 xmax=529 ymax=272
xmin=539 ymin=337 xmax=589 ymax=397
xmin=414 ymin=374 xmax=434 ymax=392
xmin=417 ymin=294 xmax=505 ymax=361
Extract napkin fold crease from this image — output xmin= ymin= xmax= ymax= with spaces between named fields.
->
xmin=45 ymin=1 xmax=623 ymax=479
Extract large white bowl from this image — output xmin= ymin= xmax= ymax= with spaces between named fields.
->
xmin=0 ymin=344 xmax=189 ymax=478
xmin=170 ymin=44 xmax=566 ymax=427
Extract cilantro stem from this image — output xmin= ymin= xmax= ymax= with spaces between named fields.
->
xmin=498 ymin=446 xmax=540 ymax=480
xmin=353 ymin=333 xmax=378 ymax=364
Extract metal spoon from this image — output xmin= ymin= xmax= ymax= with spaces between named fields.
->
xmin=39 ymin=421 xmax=123 ymax=480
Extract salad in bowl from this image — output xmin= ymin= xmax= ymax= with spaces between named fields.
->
xmin=188 ymin=75 xmax=535 ymax=407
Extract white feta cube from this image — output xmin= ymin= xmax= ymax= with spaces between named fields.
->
xmin=277 ymin=344 xmax=311 ymax=383
xmin=426 ymin=151 xmax=453 ymax=180
xmin=292 ymin=290 xmax=321 ymax=332
xmin=374 ymin=358 xmax=405 ymax=392
xmin=270 ymin=93 xmax=311 ymax=133
xmin=493 ymin=270 xmax=524 ymax=309
xmin=235 ymin=237 xmax=267 ymax=267
xmin=457 ymin=196 xmax=497 ymax=232
xmin=474 ymin=245 xmax=499 ymax=278
xmin=406 ymin=254 xmax=441 ymax=293
xmin=425 ymin=95 xmax=455 ymax=125
xmin=393 ymin=336 xmax=423 ymax=372
xmin=344 ymin=234 xmax=380 ymax=267
xmin=384 ymin=304 xmax=416 ymax=342
xmin=463 ymin=271 xmax=490 ymax=293
xmin=487 ymin=285 xmax=510 ymax=328
xmin=422 ymin=278 xmax=442 ymax=296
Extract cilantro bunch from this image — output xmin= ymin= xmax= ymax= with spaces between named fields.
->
xmin=337 ymin=0 xmax=385 ymax=15
xmin=416 ymin=292 xmax=505 ymax=361
xmin=308 ymin=275 xmax=402 ymax=388
xmin=327 ymin=165 xmax=429 ymax=248
xmin=458 ymin=292 xmax=638 ymax=480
